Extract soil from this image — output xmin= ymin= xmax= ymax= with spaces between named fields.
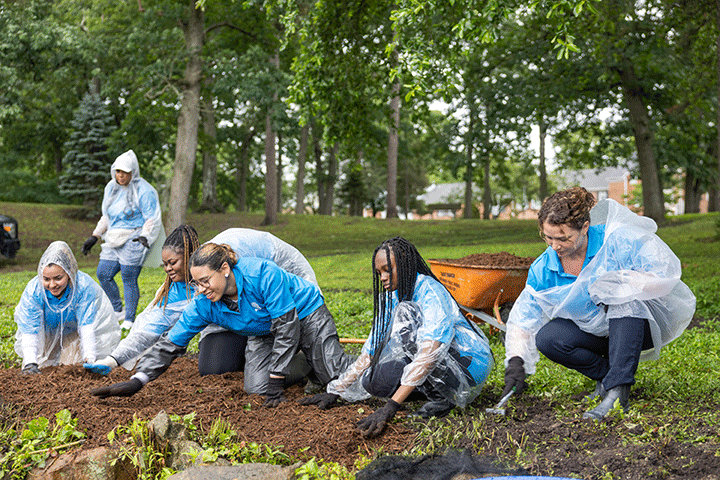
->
xmin=1 ymin=353 xmax=719 ymax=479
xmin=432 ymin=252 xmax=535 ymax=268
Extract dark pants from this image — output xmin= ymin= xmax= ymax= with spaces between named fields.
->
xmin=198 ymin=331 xmax=248 ymax=376
xmin=535 ymin=316 xmax=653 ymax=391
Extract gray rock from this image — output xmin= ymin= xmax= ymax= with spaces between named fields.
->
xmin=167 ymin=463 xmax=301 ymax=480
xmin=27 ymin=446 xmax=135 ymax=480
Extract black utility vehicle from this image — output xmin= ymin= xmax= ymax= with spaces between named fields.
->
xmin=0 ymin=214 xmax=20 ymax=258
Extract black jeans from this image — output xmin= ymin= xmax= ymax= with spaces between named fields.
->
xmin=197 ymin=331 xmax=248 ymax=376
xmin=535 ymin=316 xmax=653 ymax=390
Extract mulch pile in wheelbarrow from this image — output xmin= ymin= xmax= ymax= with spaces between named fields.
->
xmin=436 ymin=252 xmax=535 ymax=268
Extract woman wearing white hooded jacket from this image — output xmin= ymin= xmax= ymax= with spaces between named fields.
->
xmin=14 ymin=241 xmax=121 ymax=373
xmin=82 ymin=150 xmax=164 ymax=331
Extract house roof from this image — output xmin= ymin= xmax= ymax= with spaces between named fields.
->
xmin=561 ymin=166 xmax=632 ymax=192
xmin=418 ymin=182 xmax=483 ymax=205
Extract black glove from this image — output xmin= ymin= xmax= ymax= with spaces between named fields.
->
xmin=91 ymin=378 xmax=143 ymax=398
xmin=22 ymin=363 xmax=40 ymax=375
xmin=503 ymin=356 xmax=528 ymax=397
xmin=82 ymin=236 xmax=98 ymax=255
xmin=263 ymin=376 xmax=286 ymax=407
xmin=299 ymin=392 xmax=340 ymax=410
xmin=132 ymin=236 xmax=149 ymax=248
xmin=356 ymin=399 xmax=401 ymax=438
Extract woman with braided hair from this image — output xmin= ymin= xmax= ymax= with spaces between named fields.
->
xmin=84 ymin=224 xmax=201 ymax=375
xmin=503 ymin=187 xmax=695 ymax=419
xmin=90 ymin=241 xmax=354 ymax=404
xmin=301 ymin=237 xmax=494 ymax=438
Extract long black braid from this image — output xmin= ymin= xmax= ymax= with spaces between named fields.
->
xmin=151 ymin=225 xmax=200 ymax=308
xmin=370 ymin=237 xmax=440 ymax=366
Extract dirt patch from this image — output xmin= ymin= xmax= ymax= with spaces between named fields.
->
xmin=1 ymin=355 xmax=719 ymax=479
xmin=431 ymin=252 xmax=535 ymax=268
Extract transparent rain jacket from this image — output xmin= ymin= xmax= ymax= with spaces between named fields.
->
xmin=110 ymin=281 xmax=194 ymax=369
xmin=200 ymin=228 xmax=319 ymax=339
xmin=92 ymin=150 xmax=164 ymax=267
xmin=328 ymin=274 xmax=494 ymax=407
xmin=505 ymin=199 xmax=696 ymax=374
xmin=14 ymin=241 xmax=121 ymax=368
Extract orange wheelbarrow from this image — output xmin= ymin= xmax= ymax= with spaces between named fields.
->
xmin=428 ymin=259 xmax=530 ymax=332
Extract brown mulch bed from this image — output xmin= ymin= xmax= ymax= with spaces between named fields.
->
xmin=1 ymin=348 xmax=719 ymax=479
xmin=431 ymin=252 xmax=535 ymax=268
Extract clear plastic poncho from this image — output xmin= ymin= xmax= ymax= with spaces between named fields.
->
xmin=505 ymin=199 xmax=696 ymax=374
xmin=199 ymin=228 xmax=319 ymax=339
xmin=110 ymin=281 xmax=194 ymax=369
xmin=328 ymin=275 xmax=494 ymax=407
xmin=92 ymin=150 xmax=165 ymax=267
xmin=14 ymin=241 xmax=121 ymax=368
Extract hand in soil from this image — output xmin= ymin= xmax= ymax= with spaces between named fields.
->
xmin=263 ymin=377 xmax=286 ymax=407
xmin=91 ymin=378 xmax=143 ymax=398
xmin=22 ymin=363 xmax=40 ymax=375
xmin=298 ymin=392 xmax=340 ymax=409
xmin=356 ymin=399 xmax=400 ymax=438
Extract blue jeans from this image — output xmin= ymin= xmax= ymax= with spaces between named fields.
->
xmin=535 ymin=316 xmax=653 ymax=390
xmin=96 ymin=260 xmax=142 ymax=322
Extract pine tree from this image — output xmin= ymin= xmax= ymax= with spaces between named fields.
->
xmin=59 ymin=93 xmax=116 ymax=214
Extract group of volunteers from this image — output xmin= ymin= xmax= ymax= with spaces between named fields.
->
xmin=13 ymin=149 xmax=696 ymax=437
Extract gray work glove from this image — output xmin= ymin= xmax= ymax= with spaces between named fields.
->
xmin=263 ymin=376 xmax=286 ymax=408
xmin=82 ymin=236 xmax=98 ymax=255
xmin=132 ymin=236 xmax=149 ymax=249
xmin=503 ymin=356 xmax=527 ymax=397
xmin=91 ymin=378 xmax=143 ymax=398
xmin=22 ymin=363 xmax=40 ymax=375
xmin=299 ymin=392 xmax=340 ymax=410
xmin=356 ymin=399 xmax=401 ymax=438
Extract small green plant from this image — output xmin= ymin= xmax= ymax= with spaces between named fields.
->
xmin=294 ymin=457 xmax=354 ymax=480
xmin=0 ymin=409 xmax=86 ymax=479
xmin=108 ymin=415 xmax=175 ymax=480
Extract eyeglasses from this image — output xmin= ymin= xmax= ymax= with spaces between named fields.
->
xmin=189 ymin=270 xmax=219 ymax=289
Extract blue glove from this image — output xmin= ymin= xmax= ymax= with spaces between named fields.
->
xmin=84 ymin=363 xmax=112 ymax=376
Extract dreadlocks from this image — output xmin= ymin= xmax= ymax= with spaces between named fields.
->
xmin=370 ymin=237 xmax=440 ymax=361
xmin=151 ymin=225 xmax=200 ymax=307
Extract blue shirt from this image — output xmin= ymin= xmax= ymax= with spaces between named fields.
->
xmin=167 ymin=258 xmax=324 ymax=347
xmin=527 ymin=224 xmax=606 ymax=291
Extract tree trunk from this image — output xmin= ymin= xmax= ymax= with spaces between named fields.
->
xmin=463 ymin=116 xmax=474 ymax=220
xmin=714 ymin=0 xmax=720 ymax=212
xmin=684 ymin=167 xmax=701 ymax=214
xmin=261 ymin=50 xmax=280 ymax=226
xmin=538 ymin=120 xmax=548 ymax=201
xmin=236 ymin=127 xmax=254 ymax=212
xmin=617 ymin=61 xmax=665 ymax=222
xmin=295 ymin=124 xmax=309 ymax=214
xmin=277 ymin=132 xmax=283 ymax=213
xmin=482 ymin=155 xmax=492 ymax=220
xmin=166 ymin=0 xmax=204 ymax=231
xmin=313 ymin=124 xmax=327 ymax=214
xmin=386 ymin=50 xmax=400 ymax=219
xmin=199 ymin=88 xmax=224 ymax=213
xmin=319 ymin=144 xmax=337 ymax=215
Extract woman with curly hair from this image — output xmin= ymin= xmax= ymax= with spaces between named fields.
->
xmin=503 ymin=187 xmax=695 ymax=419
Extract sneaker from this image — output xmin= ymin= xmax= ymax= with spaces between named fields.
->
xmin=120 ymin=320 xmax=134 ymax=331
xmin=114 ymin=309 xmax=126 ymax=323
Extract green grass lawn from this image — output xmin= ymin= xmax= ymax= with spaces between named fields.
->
xmin=1 ymin=202 xmax=719 ymax=478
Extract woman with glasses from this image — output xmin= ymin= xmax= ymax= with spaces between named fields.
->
xmin=90 ymin=242 xmax=353 ymax=406
xmin=503 ymin=187 xmax=695 ymax=419
xmin=85 ymin=227 xmax=321 ymax=378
